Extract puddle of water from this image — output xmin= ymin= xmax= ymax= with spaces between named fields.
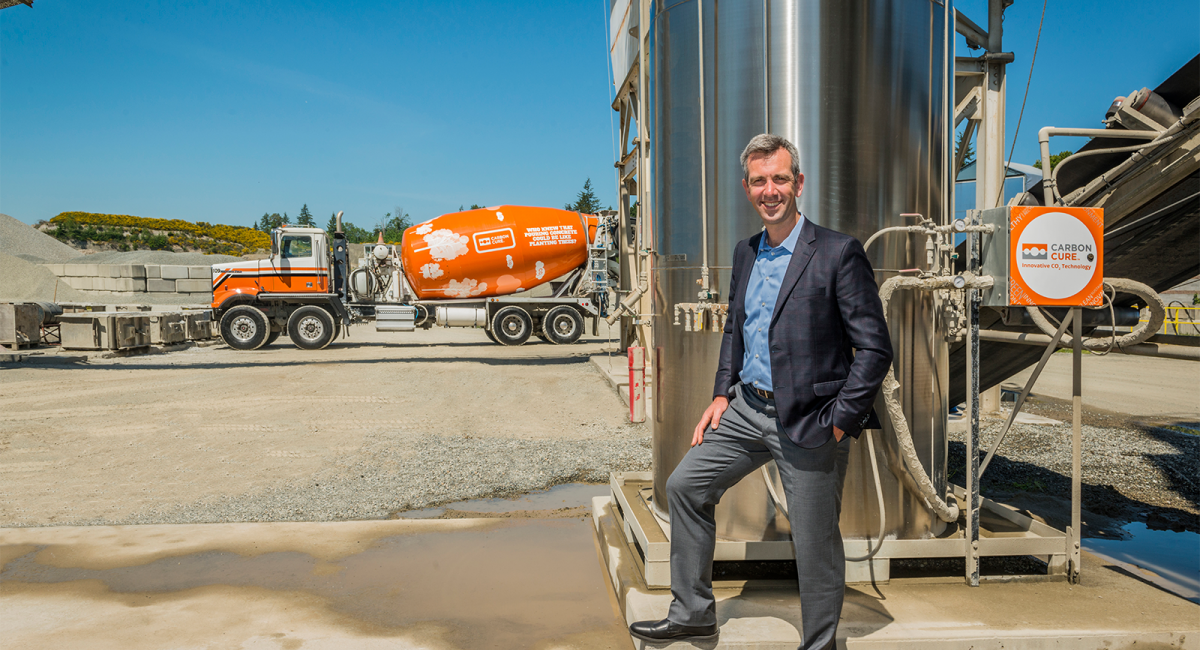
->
xmin=1085 ymin=522 xmax=1200 ymax=604
xmin=396 ymin=482 xmax=610 ymax=518
xmin=2 ymin=518 xmax=631 ymax=650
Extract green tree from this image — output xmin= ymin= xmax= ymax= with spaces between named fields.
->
xmin=297 ymin=204 xmax=315 ymax=227
xmin=377 ymin=207 xmax=412 ymax=243
xmin=1033 ymin=150 xmax=1074 ymax=171
xmin=256 ymin=213 xmax=284 ymax=232
xmin=566 ymin=179 xmax=603 ymax=214
xmin=955 ymin=129 xmax=975 ymax=168
xmin=326 ymin=212 xmax=338 ymax=233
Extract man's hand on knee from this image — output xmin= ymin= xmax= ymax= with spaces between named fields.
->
xmin=692 ymin=396 xmax=729 ymax=446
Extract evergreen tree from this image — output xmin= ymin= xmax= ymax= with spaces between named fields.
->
xmin=566 ymin=179 xmax=603 ymax=214
xmin=297 ymin=204 xmax=315 ymax=227
xmin=955 ymin=129 xmax=975 ymax=169
xmin=326 ymin=213 xmax=338 ymax=233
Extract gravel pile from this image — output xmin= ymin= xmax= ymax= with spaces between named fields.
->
xmin=949 ymin=416 xmax=1199 ymax=530
xmin=0 ymin=213 xmax=79 ymax=262
xmin=63 ymin=250 xmax=241 ymax=265
xmin=0 ymin=251 xmax=89 ymax=303
xmin=74 ymin=426 xmax=651 ymax=526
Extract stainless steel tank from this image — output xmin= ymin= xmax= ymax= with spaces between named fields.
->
xmin=649 ymin=0 xmax=950 ymax=542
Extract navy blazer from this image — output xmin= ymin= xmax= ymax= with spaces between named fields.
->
xmin=714 ymin=218 xmax=894 ymax=448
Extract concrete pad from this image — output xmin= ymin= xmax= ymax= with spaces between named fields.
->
xmin=175 ymin=279 xmax=211 ymax=292
xmin=160 ymin=265 xmax=189 ymax=280
xmin=187 ymin=265 xmax=211 ymax=279
xmin=1008 ymin=353 xmax=1200 ymax=422
xmin=145 ymin=279 xmax=176 ymax=293
xmin=144 ymin=264 xmax=161 ymax=279
xmin=0 ymin=518 xmax=632 ymax=650
xmin=592 ymin=497 xmax=1200 ymax=649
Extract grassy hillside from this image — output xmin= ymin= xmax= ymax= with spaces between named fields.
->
xmin=48 ymin=212 xmax=269 ymax=256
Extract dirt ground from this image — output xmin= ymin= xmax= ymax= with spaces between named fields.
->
xmin=0 ymin=325 xmax=644 ymax=527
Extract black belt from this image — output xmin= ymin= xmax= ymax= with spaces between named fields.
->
xmin=750 ymin=386 xmax=774 ymax=401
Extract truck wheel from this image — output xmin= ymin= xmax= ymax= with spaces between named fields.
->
xmin=485 ymin=328 xmax=499 ymax=344
xmin=221 ymin=305 xmax=270 ymax=350
xmin=491 ymin=306 xmax=532 ymax=346
xmin=288 ymin=306 xmax=335 ymax=350
xmin=543 ymin=306 xmax=584 ymax=345
xmin=263 ymin=328 xmax=282 ymax=347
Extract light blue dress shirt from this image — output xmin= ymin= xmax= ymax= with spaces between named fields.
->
xmin=740 ymin=214 xmax=806 ymax=392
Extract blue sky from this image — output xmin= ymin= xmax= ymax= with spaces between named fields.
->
xmin=2 ymin=1 xmax=1197 ymax=229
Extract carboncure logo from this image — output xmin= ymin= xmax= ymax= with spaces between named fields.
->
xmin=1011 ymin=209 xmax=1102 ymax=303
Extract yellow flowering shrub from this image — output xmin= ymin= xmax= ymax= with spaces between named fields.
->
xmin=51 ymin=211 xmax=270 ymax=253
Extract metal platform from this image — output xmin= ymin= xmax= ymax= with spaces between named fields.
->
xmin=609 ymin=471 xmax=1069 ymax=589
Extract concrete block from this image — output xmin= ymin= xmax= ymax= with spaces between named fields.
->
xmin=101 ymin=278 xmax=120 ymax=291
xmin=188 ymin=266 xmax=211 ymax=279
xmin=161 ymin=265 xmax=190 ymax=280
xmin=64 ymin=277 xmax=92 ymax=290
xmin=61 ymin=264 xmax=84 ymax=277
xmin=115 ymin=278 xmax=146 ymax=292
xmin=175 ymin=279 xmax=211 ymax=292
xmin=146 ymin=279 xmax=177 ymax=293
xmin=145 ymin=265 xmax=161 ymax=279
xmin=42 ymin=264 xmax=65 ymax=276
xmin=99 ymin=264 xmax=120 ymax=278
xmin=119 ymin=264 xmax=147 ymax=279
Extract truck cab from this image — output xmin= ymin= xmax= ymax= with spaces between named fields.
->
xmin=211 ymin=226 xmax=348 ymax=351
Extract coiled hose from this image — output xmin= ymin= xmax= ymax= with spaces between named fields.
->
xmin=1025 ymin=277 xmax=1165 ymax=351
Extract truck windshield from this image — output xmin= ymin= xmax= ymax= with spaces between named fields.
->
xmin=281 ymin=235 xmax=313 ymax=259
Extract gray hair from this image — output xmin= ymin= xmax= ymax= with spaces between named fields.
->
xmin=740 ymin=134 xmax=800 ymax=182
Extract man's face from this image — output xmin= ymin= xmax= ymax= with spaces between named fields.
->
xmin=741 ymin=149 xmax=804 ymax=229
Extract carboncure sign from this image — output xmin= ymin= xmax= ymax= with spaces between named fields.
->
xmin=1009 ymin=206 xmax=1104 ymax=306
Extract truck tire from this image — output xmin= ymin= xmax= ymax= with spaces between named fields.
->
xmin=221 ymin=305 xmax=271 ymax=350
xmin=485 ymin=327 xmax=499 ymax=344
xmin=491 ymin=306 xmax=532 ymax=346
xmin=288 ymin=306 xmax=336 ymax=350
xmin=263 ymin=328 xmax=282 ymax=347
xmin=543 ymin=306 xmax=584 ymax=345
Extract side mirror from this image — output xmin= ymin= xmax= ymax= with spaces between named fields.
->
xmin=271 ymin=231 xmax=280 ymax=257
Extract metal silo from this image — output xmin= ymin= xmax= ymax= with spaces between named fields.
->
xmin=649 ymin=0 xmax=951 ymax=543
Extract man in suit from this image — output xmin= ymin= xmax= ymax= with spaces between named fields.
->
xmin=629 ymin=134 xmax=894 ymax=650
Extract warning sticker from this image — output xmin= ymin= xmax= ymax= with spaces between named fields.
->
xmin=523 ymin=225 xmax=578 ymax=248
xmin=1009 ymin=207 xmax=1104 ymax=306
xmin=472 ymin=228 xmax=515 ymax=253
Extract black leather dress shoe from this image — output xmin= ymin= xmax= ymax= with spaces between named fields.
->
xmin=628 ymin=618 xmax=718 ymax=641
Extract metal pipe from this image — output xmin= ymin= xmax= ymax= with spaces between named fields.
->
xmin=696 ymin=0 xmax=711 ymax=294
xmin=978 ymin=330 xmax=1199 ymax=361
xmin=1061 ymin=111 xmax=1198 ymax=206
xmin=953 ymin=9 xmax=988 ymax=50
xmin=1037 ymin=126 xmax=1164 ymax=206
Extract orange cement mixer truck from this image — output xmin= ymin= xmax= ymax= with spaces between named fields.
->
xmin=209 ymin=206 xmax=618 ymax=350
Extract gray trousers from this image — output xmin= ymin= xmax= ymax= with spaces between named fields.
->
xmin=666 ymin=383 xmax=851 ymax=650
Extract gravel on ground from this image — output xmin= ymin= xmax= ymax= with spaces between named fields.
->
xmin=949 ymin=397 xmax=1199 ymax=535
xmin=0 ymin=326 xmax=649 ymax=528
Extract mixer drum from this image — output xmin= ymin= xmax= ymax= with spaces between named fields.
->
xmin=401 ymin=205 xmax=596 ymax=300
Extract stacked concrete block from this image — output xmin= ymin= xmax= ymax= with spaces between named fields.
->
xmin=43 ymin=263 xmax=211 ymax=298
